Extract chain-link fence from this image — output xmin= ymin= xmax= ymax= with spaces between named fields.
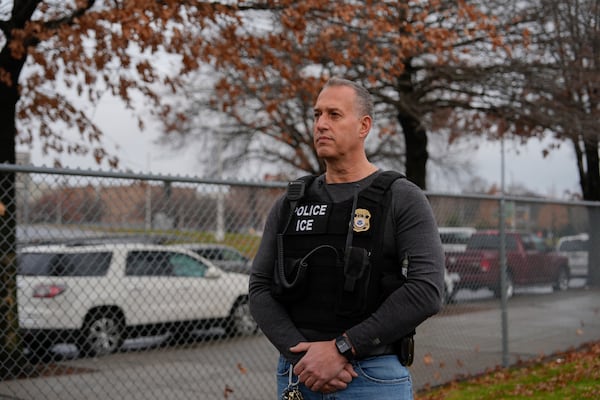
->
xmin=1 ymin=164 xmax=599 ymax=399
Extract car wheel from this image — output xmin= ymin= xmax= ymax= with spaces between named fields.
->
xmin=553 ymin=267 xmax=569 ymax=292
xmin=79 ymin=310 xmax=125 ymax=357
xmin=225 ymin=299 xmax=258 ymax=337
xmin=494 ymin=271 xmax=514 ymax=299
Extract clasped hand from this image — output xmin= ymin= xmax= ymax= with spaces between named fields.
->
xmin=290 ymin=340 xmax=358 ymax=393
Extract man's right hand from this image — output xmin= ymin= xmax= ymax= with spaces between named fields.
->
xmin=320 ymin=363 xmax=358 ymax=393
xmin=290 ymin=341 xmax=358 ymax=392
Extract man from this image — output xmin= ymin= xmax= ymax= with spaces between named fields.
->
xmin=249 ymin=77 xmax=444 ymax=399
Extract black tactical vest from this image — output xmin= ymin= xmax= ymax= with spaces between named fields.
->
xmin=273 ymin=171 xmax=405 ymax=333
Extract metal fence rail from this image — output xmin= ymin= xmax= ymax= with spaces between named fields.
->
xmin=0 ymin=164 xmax=599 ymax=399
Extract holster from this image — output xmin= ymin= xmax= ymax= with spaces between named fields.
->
xmin=393 ymin=335 xmax=414 ymax=366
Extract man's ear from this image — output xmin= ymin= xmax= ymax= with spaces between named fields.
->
xmin=359 ymin=115 xmax=372 ymax=138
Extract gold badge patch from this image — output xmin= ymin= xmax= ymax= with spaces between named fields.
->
xmin=353 ymin=208 xmax=371 ymax=232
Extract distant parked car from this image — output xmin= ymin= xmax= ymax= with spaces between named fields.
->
xmin=17 ymin=243 xmax=257 ymax=362
xmin=556 ymin=233 xmax=589 ymax=279
xmin=443 ymin=269 xmax=461 ymax=305
xmin=438 ymin=227 xmax=475 ymax=304
xmin=174 ymin=243 xmax=252 ymax=274
xmin=446 ymin=230 xmax=569 ymax=298
xmin=439 ymin=227 xmax=477 ymax=253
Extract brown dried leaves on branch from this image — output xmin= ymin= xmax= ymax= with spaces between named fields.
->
xmin=6 ymin=1 xmax=508 ymax=169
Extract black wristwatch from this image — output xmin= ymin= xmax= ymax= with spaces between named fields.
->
xmin=335 ymin=335 xmax=354 ymax=361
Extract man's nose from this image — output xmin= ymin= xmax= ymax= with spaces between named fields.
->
xmin=314 ymin=116 xmax=327 ymax=131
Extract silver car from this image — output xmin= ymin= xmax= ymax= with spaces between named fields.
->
xmin=556 ymin=233 xmax=589 ymax=279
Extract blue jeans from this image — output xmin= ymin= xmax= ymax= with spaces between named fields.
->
xmin=276 ymin=354 xmax=413 ymax=399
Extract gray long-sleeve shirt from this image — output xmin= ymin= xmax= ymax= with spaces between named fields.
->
xmin=249 ymin=171 xmax=444 ymax=363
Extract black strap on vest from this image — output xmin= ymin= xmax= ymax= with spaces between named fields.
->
xmin=342 ymin=171 xmax=404 ymax=291
xmin=342 ymin=184 xmax=363 ymax=292
xmin=276 ymin=175 xmax=317 ymax=289
xmin=362 ymin=170 xmax=405 ymax=203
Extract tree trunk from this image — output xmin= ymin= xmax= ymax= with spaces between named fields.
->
xmin=582 ymin=136 xmax=600 ymax=287
xmin=396 ymin=64 xmax=428 ymax=190
xmin=0 ymin=85 xmax=27 ymax=379
xmin=0 ymin=31 xmax=30 ymax=379
xmin=398 ymin=112 xmax=428 ymax=190
xmin=582 ymin=137 xmax=600 ymax=201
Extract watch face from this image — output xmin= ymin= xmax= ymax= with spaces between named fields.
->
xmin=336 ymin=337 xmax=351 ymax=353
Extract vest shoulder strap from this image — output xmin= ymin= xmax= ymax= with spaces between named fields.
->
xmin=360 ymin=170 xmax=406 ymax=204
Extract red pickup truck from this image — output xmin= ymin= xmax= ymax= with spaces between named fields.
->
xmin=445 ymin=230 xmax=570 ymax=298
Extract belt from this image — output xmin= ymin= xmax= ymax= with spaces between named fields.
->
xmin=358 ymin=344 xmax=395 ymax=359
xmin=298 ymin=328 xmax=397 ymax=359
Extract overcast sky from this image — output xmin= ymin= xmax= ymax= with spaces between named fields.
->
xmin=469 ymin=137 xmax=579 ymax=198
xmin=18 ymin=94 xmax=581 ymax=199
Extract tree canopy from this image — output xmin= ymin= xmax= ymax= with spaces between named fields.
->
xmin=180 ymin=1 xmax=512 ymax=189
xmin=2 ymin=1 xmax=514 ymax=188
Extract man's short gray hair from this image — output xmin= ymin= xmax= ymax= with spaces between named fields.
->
xmin=321 ymin=77 xmax=374 ymax=119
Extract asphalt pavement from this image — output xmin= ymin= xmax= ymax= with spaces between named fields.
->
xmin=1 ymin=285 xmax=599 ymax=400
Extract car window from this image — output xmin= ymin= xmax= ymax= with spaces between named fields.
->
xmin=18 ymin=252 xmax=112 ymax=276
xmin=466 ymin=235 xmax=518 ymax=250
xmin=126 ymin=251 xmax=172 ymax=276
xmin=440 ymin=232 xmax=472 ymax=245
xmin=559 ymin=239 xmax=587 ymax=252
xmin=57 ymin=252 xmax=112 ymax=276
xmin=220 ymin=249 xmax=247 ymax=262
xmin=194 ymin=247 xmax=247 ymax=263
xmin=18 ymin=253 xmax=55 ymax=276
xmin=195 ymin=248 xmax=221 ymax=260
xmin=529 ymin=235 xmax=547 ymax=252
xmin=521 ymin=235 xmax=537 ymax=251
xmin=170 ymin=253 xmax=208 ymax=277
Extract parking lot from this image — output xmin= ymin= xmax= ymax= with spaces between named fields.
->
xmin=2 ymin=165 xmax=599 ymax=400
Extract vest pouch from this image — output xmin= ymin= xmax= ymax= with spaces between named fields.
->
xmin=342 ymin=246 xmax=370 ymax=291
xmin=271 ymin=256 xmax=309 ymax=301
xmin=272 ymin=244 xmax=340 ymax=302
xmin=336 ymin=246 xmax=371 ymax=317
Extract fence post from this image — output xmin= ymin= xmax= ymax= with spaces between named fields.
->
xmin=499 ymin=136 xmax=509 ymax=368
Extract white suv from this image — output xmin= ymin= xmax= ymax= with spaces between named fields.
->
xmin=17 ymin=243 xmax=257 ymax=361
